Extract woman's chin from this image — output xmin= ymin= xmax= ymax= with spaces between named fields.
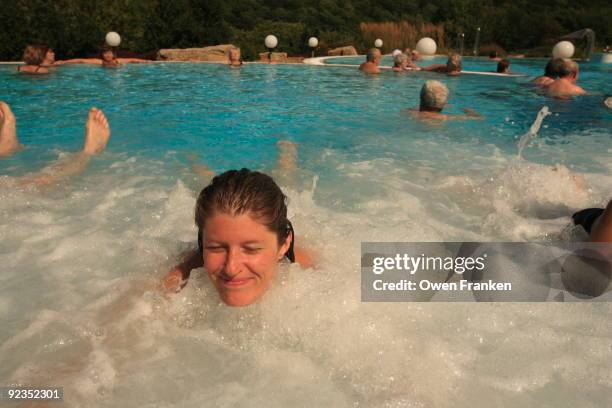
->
xmin=219 ymin=291 xmax=262 ymax=307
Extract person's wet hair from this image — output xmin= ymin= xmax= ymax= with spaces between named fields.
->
xmin=489 ymin=50 xmax=497 ymax=58
xmin=22 ymin=44 xmax=50 ymax=65
xmin=558 ymin=59 xmax=579 ymax=78
xmin=420 ymin=80 xmax=449 ymax=112
xmin=497 ymin=59 xmax=510 ymax=73
xmin=366 ymin=48 xmax=380 ymax=62
xmin=195 ymin=169 xmax=294 ymax=259
xmin=446 ymin=53 xmax=462 ymax=72
xmin=100 ymin=46 xmax=116 ymax=59
xmin=393 ymin=53 xmax=408 ymax=67
xmin=544 ymin=58 xmax=564 ymax=79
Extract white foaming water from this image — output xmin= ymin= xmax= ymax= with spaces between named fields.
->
xmin=517 ymin=106 xmax=552 ymax=159
xmin=0 ymin=138 xmax=611 ymax=408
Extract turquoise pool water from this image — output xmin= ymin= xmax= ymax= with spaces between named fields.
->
xmin=0 ymin=61 xmax=611 ymax=407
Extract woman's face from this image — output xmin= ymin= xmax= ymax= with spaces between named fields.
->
xmin=229 ymin=49 xmax=241 ymax=62
xmin=202 ymin=212 xmax=290 ymax=306
xmin=102 ymin=50 xmax=115 ymax=62
xmin=43 ymin=49 xmax=55 ymax=65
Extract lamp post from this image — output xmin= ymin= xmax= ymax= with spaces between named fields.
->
xmin=265 ymin=35 xmax=278 ymax=63
xmin=308 ymin=37 xmax=318 ymax=58
xmin=473 ymin=27 xmax=481 ymax=56
xmin=374 ymin=38 xmax=383 ymax=50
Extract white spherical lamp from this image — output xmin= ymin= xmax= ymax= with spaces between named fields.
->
xmin=105 ymin=32 xmax=121 ymax=47
xmin=308 ymin=37 xmax=318 ymax=48
xmin=416 ymin=37 xmax=437 ymax=56
xmin=265 ymin=35 xmax=278 ymax=49
xmin=374 ymin=39 xmax=383 ymax=48
xmin=552 ymin=41 xmax=574 ymax=59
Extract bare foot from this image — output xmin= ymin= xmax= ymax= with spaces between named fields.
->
xmin=0 ymin=101 xmax=21 ymax=157
xmin=83 ymin=107 xmax=110 ymax=155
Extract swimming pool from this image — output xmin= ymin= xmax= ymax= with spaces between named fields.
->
xmin=0 ymin=59 xmax=611 ymax=407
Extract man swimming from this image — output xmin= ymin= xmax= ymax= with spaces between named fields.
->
xmin=409 ymin=80 xmax=482 ymax=121
xmin=547 ymin=59 xmax=586 ymax=98
xmin=359 ymin=48 xmax=381 ymax=74
xmin=421 ymin=53 xmax=462 ymax=76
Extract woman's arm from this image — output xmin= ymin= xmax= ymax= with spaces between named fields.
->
xmin=117 ymin=58 xmax=151 ymax=64
xmin=161 ymin=248 xmax=203 ymax=292
xmin=54 ymin=58 xmax=103 ymax=66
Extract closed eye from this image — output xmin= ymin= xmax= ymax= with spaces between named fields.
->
xmin=204 ymin=246 xmax=226 ymax=253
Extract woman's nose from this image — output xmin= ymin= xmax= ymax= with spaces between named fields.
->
xmin=224 ymin=249 xmax=243 ymax=276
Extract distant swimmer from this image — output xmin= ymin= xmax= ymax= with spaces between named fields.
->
xmin=488 ymin=50 xmax=502 ymax=62
xmin=547 ymin=59 xmax=586 ymax=98
xmin=17 ymin=45 xmax=56 ymax=74
xmin=496 ymin=59 xmax=510 ymax=74
xmin=54 ymin=46 xmax=149 ymax=68
xmin=411 ymin=50 xmax=422 ymax=61
xmin=359 ymin=48 xmax=381 ymax=74
xmin=532 ymin=58 xmax=564 ymax=87
xmin=604 ymin=96 xmax=612 ymax=109
xmin=409 ymin=80 xmax=482 ymax=121
xmin=0 ymin=101 xmax=110 ymax=185
xmin=228 ymin=47 xmax=243 ymax=67
xmin=421 ymin=53 xmax=462 ymax=76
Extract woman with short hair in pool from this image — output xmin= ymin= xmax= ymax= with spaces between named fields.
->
xmin=54 ymin=46 xmax=149 ymax=67
xmin=228 ymin=47 xmax=243 ymax=68
xmin=17 ymin=45 xmax=56 ymax=74
xmin=162 ymin=168 xmax=313 ymax=306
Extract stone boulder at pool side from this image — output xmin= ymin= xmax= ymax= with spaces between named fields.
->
xmin=157 ymin=44 xmax=236 ymax=62
xmin=328 ymin=46 xmax=358 ymax=56
xmin=258 ymin=52 xmax=288 ymax=63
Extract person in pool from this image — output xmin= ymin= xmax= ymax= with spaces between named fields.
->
xmin=547 ymin=59 xmax=586 ymax=98
xmin=359 ymin=48 xmax=381 ymax=74
xmin=421 ymin=53 xmax=462 ymax=76
xmin=17 ymin=45 xmax=56 ymax=74
xmin=496 ymin=59 xmax=510 ymax=74
xmin=0 ymin=101 xmax=110 ymax=184
xmin=532 ymin=58 xmax=563 ymax=87
xmin=55 ymin=46 xmax=149 ymax=67
xmin=162 ymin=168 xmax=314 ymax=306
xmin=392 ymin=53 xmax=419 ymax=72
xmin=573 ymin=200 xmax=612 ymax=243
xmin=488 ymin=50 xmax=502 ymax=62
xmin=410 ymin=50 xmax=421 ymax=62
xmin=409 ymin=80 xmax=482 ymax=121
xmin=228 ymin=47 xmax=243 ymax=67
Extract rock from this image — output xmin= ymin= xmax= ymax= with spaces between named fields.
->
xmin=157 ymin=44 xmax=236 ymax=62
xmin=328 ymin=46 xmax=358 ymax=56
xmin=258 ymin=52 xmax=288 ymax=63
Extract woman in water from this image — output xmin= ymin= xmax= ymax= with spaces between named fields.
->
xmin=54 ymin=46 xmax=149 ymax=67
xmin=17 ymin=45 xmax=56 ymax=74
xmin=162 ymin=167 xmax=313 ymax=306
xmin=228 ymin=47 xmax=243 ymax=68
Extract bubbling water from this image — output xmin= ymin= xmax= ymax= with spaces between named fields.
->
xmin=0 ymin=141 xmax=611 ymax=406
